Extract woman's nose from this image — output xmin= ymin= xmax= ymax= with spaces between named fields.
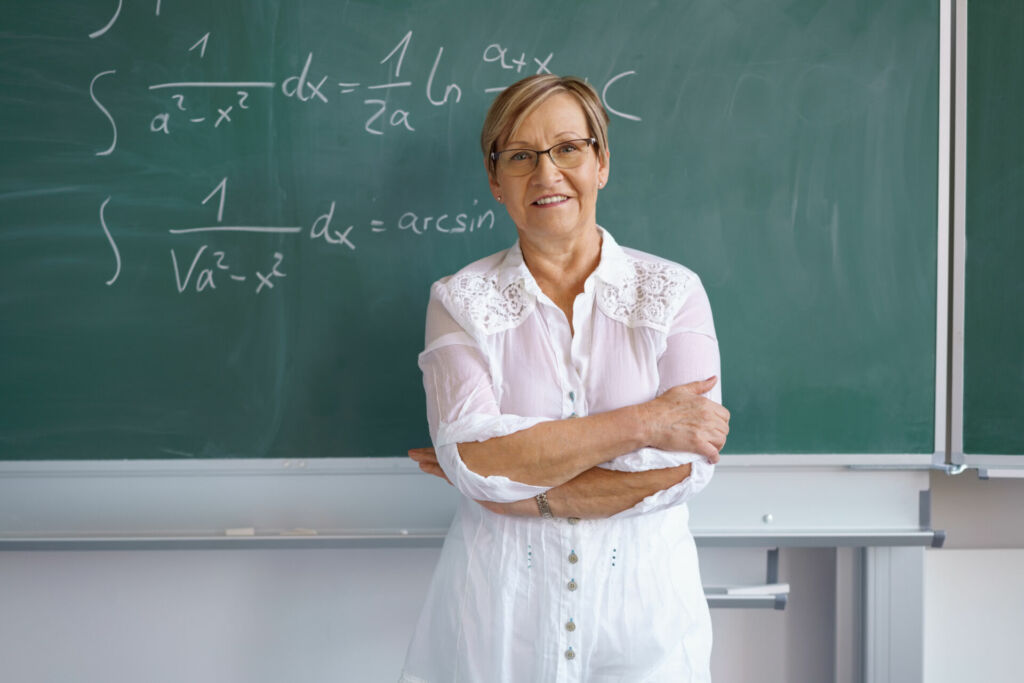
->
xmin=532 ymin=152 xmax=563 ymax=182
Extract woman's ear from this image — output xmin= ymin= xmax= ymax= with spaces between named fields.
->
xmin=487 ymin=166 xmax=502 ymax=203
xmin=598 ymin=148 xmax=610 ymax=188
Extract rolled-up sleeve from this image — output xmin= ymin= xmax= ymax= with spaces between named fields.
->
xmin=419 ymin=290 xmax=552 ymax=503
xmin=603 ymin=278 xmax=721 ymax=518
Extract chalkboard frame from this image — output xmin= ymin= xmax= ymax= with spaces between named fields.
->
xmin=950 ymin=0 xmax=1024 ymax=469
xmin=1 ymin=0 xmax=949 ymax=465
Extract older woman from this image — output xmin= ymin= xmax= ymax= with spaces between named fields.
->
xmin=402 ymin=74 xmax=729 ymax=682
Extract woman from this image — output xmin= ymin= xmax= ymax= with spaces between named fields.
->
xmin=402 ymin=74 xmax=729 ymax=682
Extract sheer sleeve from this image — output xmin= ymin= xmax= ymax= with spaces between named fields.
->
xmin=419 ymin=284 xmax=553 ymax=503
xmin=602 ymin=278 xmax=721 ymax=518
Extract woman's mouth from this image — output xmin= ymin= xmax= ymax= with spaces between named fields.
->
xmin=533 ymin=195 xmax=569 ymax=206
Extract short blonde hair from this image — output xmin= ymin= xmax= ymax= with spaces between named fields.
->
xmin=481 ymin=74 xmax=610 ymax=177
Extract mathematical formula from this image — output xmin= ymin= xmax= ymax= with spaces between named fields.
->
xmin=87 ymin=2 xmax=642 ymax=294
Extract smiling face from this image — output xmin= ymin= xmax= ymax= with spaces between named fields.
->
xmin=488 ymin=93 xmax=610 ymax=245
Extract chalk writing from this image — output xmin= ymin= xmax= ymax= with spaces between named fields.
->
xmin=363 ymin=99 xmax=415 ymax=135
xmin=89 ymin=0 xmax=160 ymax=38
xmin=171 ymin=245 xmax=216 ymax=293
xmin=425 ymin=46 xmax=462 ymax=106
xmin=169 ymin=246 xmax=287 ymax=295
xmin=254 ymin=253 xmax=286 ymax=294
xmin=141 ymin=30 xmax=638 ymax=137
xmin=202 ymin=178 xmax=227 ymax=222
xmin=602 ymin=71 xmax=641 ymax=122
xmin=98 ymin=196 xmax=121 ymax=286
xmin=87 ymin=13 xmax=646 ymax=293
xmin=89 ymin=70 xmax=117 ymax=156
xmin=309 ymin=202 xmax=357 ymax=250
xmin=382 ymin=31 xmax=413 ymax=78
xmin=88 ymin=0 xmax=122 ymax=40
xmin=190 ymin=33 xmax=209 ymax=59
xmin=282 ymin=53 xmax=329 ymax=103
xmin=482 ymin=43 xmax=554 ymax=77
xmin=397 ymin=200 xmax=495 ymax=235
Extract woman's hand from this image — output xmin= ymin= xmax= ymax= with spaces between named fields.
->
xmin=639 ymin=377 xmax=730 ymax=464
xmin=409 ymin=447 xmax=451 ymax=484
xmin=408 ymin=447 xmax=539 ymax=516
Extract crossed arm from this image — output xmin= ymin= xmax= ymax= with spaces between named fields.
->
xmin=413 ymin=280 xmax=727 ymax=519
xmin=411 ymin=449 xmax=697 ymax=518
xmin=411 ymin=373 xmax=725 ymax=518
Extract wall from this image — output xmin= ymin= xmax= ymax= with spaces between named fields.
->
xmin=929 ymin=470 xmax=1024 ymax=549
xmin=5 ymin=473 xmax=1021 ymax=682
xmin=922 ymin=471 xmax=1024 ymax=683
xmin=0 ymin=548 xmax=436 ymax=683
xmin=924 ymin=548 xmax=1024 ymax=683
xmin=0 ymin=546 xmax=842 ymax=683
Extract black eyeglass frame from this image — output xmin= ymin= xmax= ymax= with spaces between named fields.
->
xmin=489 ymin=137 xmax=598 ymax=174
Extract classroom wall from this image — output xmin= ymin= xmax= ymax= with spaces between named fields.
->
xmin=921 ymin=471 xmax=1024 ymax=683
xmin=929 ymin=470 xmax=1024 ymax=548
xmin=3 ymin=475 xmax=1021 ymax=682
xmin=923 ymin=549 xmax=1024 ymax=683
xmin=0 ymin=548 xmax=436 ymax=683
xmin=0 ymin=547 xmax=840 ymax=683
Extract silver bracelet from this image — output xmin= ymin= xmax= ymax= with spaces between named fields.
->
xmin=535 ymin=492 xmax=554 ymax=519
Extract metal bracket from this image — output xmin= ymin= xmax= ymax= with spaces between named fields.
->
xmin=766 ymin=547 xmax=779 ymax=584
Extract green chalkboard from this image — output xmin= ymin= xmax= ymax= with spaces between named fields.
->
xmin=964 ymin=0 xmax=1024 ymax=456
xmin=0 ymin=0 xmax=939 ymax=460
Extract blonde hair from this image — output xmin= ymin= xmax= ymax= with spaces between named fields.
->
xmin=481 ymin=74 xmax=610 ymax=177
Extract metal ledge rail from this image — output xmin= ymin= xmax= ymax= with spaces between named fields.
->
xmin=0 ymin=528 xmax=943 ymax=551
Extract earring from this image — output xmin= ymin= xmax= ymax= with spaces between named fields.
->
xmin=497 ymin=195 xmax=503 ymax=203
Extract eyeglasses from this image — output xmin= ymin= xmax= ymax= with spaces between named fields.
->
xmin=490 ymin=138 xmax=597 ymax=177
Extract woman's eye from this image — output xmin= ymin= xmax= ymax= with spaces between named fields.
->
xmin=556 ymin=142 xmax=579 ymax=154
xmin=510 ymin=151 xmax=533 ymax=162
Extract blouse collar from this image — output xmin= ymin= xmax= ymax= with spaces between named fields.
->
xmin=496 ymin=226 xmax=633 ymax=294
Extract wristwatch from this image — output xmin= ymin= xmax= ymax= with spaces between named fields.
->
xmin=535 ymin=492 xmax=554 ymax=519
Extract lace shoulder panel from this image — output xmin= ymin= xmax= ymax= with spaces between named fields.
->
xmin=597 ymin=257 xmax=695 ymax=331
xmin=437 ymin=271 xmax=534 ymax=337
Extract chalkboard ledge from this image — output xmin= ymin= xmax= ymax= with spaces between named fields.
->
xmin=0 ymin=461 xmax=934 ymax=545
xmin=0 ymin=452 xmax=941 ymax=477
xmin=0 ymin=456 xmax=417 ymax=477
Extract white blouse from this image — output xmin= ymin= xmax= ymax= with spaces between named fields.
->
xmin=401 ymin=227 xmax=720 ymax=683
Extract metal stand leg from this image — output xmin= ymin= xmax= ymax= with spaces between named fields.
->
xmin=864 ymin=546 xmax=925 ymax=683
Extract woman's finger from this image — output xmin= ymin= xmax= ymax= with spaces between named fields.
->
xmin=408 ymin=447 xmax=437 ymax=463
xmin=418 ymin=461 xmax=453 ymax=485
xmin=678 ymin=376 xmax=717 ymax=395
